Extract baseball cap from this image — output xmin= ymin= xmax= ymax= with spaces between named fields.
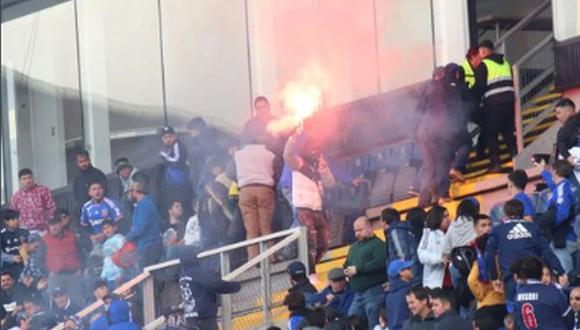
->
xmin=159 ymin=126 xmax=176 ymax=136
xmin=388 ymin=259 xmax=414 ymax=278
xmin=51 ymin=286 xmax=67 ymax=297
xmin=286 ymin=261 xmax=307 ymax=277
xmin=114 ymin=158 xmax=133 ymax=174
xmin=327 ymin=268 xmax=346 ymax=281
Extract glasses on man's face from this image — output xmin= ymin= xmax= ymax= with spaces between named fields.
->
xmin=571 ymin=296 xmax=580 ymax=301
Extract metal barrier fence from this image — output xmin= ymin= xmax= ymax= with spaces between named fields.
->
xmin=52 ymin=227 xmax=309 ymax=330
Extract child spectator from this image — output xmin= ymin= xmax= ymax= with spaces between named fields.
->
xmin=100 ymin=220 xmax=126 ymax=289
xmin=536 ymin=159 xmax=577 ymax=273
xmin=503 ymin=313 xmax=515 ymax=330
xmin=55 ymin=208 xmax=73 ymax=232
xmin=374 ymin=309 xmax=389 ymax=330
xmin=508 ymin=170 xmax=535 ymax=221
xmin=402 ymin=286 xmax=435 ymax=329
xmin=284 ymin=291 xmax=309 ymax=330
xmin=485 ymin=199 xmax=566 ymax=310
xmin=41 ymin=216 xmax=83 ymax=306
xmin=512 ymin=256 xmax=572 ymax=330
xmin=19 ymin=233 xmax=47 ymax=293
xmin=417 ymin=206 xmax=451 ymax=289
xmin=80 ymin=181 xmax=123 ymax=256
xmin=468 ymin=215 xmax=506 ymax=329
xmin=382 ymin=208 xmax=418 ymax=281
xmin=430 ymin=288 xmax=471 ymax=330
xmin=386 ymin=259 xmax=412 ymax=330
xmin=308 ymin=267 xmax=354 ymax=317
xmin=1 ymin=209 xmax=28 ymax=278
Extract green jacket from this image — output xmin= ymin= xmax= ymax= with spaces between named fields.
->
xmin=344 ymin=235 xmax=387 ymax=292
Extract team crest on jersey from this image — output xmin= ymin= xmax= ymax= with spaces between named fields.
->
xmin=507 ymin=223 xmax=532 ymax=240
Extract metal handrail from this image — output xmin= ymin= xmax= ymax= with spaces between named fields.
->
xmin=51 ymin=227 xmax=307 ymax=330
xmin=513 ymin=34 xmax=555 ymax=152
xmin=494 ymin=0 xmax=551 ymax=50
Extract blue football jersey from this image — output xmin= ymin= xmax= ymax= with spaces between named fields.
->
xmin=80 ymin=197 xmax=123 ymax=234
xmin=515 ymin=280 xmax=571 ymax=330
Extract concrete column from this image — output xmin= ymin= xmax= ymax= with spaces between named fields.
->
xmin=552 ymin=0 xmax=579 ymax=41
xmin=431 ymin=0 xmax=471 ymax=66
xmin=77 ymin=0 xmax=112 ymax=173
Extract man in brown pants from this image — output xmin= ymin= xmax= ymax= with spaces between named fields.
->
xmin=234 ymin=142 xmax=278 ymax=260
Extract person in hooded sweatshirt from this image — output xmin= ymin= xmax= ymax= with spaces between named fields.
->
xmin=178 ymin=245 xmax=241 ymax=330
xmin=441 ymin=199 xmax=478 ymax=286
xmin=90 ymin=298 xmax=139 ymax=330
xmin=416 ymin=64 xmax=471 ymax=207
xmin=386 ymin=260 xmax=413 ymax=330
xmin=477 ymin=40 xmax=516 ymax=173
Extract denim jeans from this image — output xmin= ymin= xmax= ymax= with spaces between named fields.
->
xmin=551 ymin=240 xmax=578 ymax=274
xmin=348 ymin=284 xmax=385 ymax=329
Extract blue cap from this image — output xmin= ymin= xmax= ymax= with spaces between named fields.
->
xmin=388 ymin=259 xmax=414 ymax=278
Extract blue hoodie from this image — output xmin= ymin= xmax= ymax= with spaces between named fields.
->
xmin=178 ymin=246 xmax=241 ymax=321
xmin=386 ymin=277 xmax=411 ymax=330
xmin=386 ymin=221 xmax=420 ymax=285
xmin=89 ymin=300 xmax=139 ymax=330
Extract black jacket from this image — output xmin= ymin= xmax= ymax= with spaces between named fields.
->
xmin=556 ymin=113 xmax=580 ymax=159
xmin=434 ymin=310 xmax=471 ymax=330
xmin=289 ymin=279 xmax=318 ymax=302
xmin=178 ymin=246 xmax=241 ymax=321
xmin=402 ymin=312 xmax=436 ymax=330
xmin=51 ymin=299 xmax=80 ymax=323
xmin=73 ymin=166 xmax=107 ymax=212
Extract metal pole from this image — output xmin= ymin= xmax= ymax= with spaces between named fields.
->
xmin=260 ymin=241 xmax=272 ymax=327
xmin=298 ymin=226 xmax=310 ymax=271
xmin=513 ymin=65 xmax=524 ymax=154
xmin=142 ymin=276 xmax=156 ymax=324
xmin=72 ymin=0 xmax=86 ymax=149
xmin=156 ymin=0 xmax=169 ymax=125
xmin=220 ymin=252 xmax=233 ymax=330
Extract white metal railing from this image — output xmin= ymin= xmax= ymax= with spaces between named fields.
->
xmin=513 ymin=33 xmax=555 ymax=152
xmin=493 ymin=0 xmax=551 ymax=54
xmin=52 ymin=227 xmax=308 ymax=330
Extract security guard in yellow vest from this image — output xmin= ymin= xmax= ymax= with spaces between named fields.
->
xmin=478 ymin=39 xmax=516 ymax=173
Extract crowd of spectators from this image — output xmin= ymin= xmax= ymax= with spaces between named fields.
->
xmin=1 ymin=37 xmax=580 ymax=330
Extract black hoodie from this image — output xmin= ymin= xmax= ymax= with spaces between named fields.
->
xmin=178 ymin=246 xmax=241 ymax=320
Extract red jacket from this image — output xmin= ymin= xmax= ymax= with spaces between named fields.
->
xmin=43 ymin=231 xmax=80 ymax=273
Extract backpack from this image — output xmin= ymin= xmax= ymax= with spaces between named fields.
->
xmin=451 ymin=246 xmax=476 ymax=277
xmin=112 ymin=241 xmax=137 ymax=269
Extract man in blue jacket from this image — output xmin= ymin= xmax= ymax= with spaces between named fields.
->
xmin=536 ymin=159 xmax=577 ymax=273
xmin=178 ymin=245 xmax=241 ymax=330
xmin=307 ymin=267 xmax=354 ymax=316
xmin=484 ymin=199 xmax=567 ymax=310
xmin=386 ymin=259 xmax=412 ymax=330
xmin=126 ymin=181 xmax=163 ymax=271
xmin=382 ymin=208 xmax=419 ymax=285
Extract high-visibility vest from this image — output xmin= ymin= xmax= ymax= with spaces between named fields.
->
xmin=482 ymin=57 xmax=514 ymax=99
xmin=461 ymin=60 xmax=475 ymax=89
